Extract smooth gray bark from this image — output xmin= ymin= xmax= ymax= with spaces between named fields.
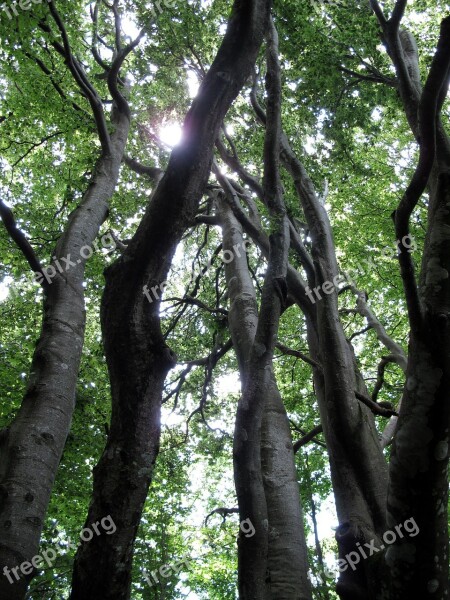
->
xmin=217 ymin=198 xmax=311 ymax=599
xmin=229 ymin=20 xmax=311 ymax=599
xmin=0 ymin=108 xmax=130 ymax=600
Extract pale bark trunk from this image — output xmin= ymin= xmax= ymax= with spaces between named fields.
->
xmin=219 ymin=154 xmax=390 ymax=598
xmin=230 ymin=20 xmax=311 ymax=599
xmin=215 ymin=126 xmax=390 ymax=597
xmin=247 ymin=51 xmax=390 ymax=597
xmin=0 ymin=110 xmax=130 ymax=600
xmin=261 ymin=379 xmax=311 ymax=599
xmin=217 ymin=198 xmax=311 ymax=599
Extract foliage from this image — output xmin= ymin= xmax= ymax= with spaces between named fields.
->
xmin=1 ymin=0 xmax=449 ymax=597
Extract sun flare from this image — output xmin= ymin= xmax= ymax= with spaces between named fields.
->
xmin=159 ymin=123 xmax=182 ymax=147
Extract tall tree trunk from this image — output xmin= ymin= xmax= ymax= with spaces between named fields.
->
xmin=381 ymin=99 xmax=450 ymax=600
xmin=214 ymin=100 xmax=390 ymax=596
xmin=216 ymin=127 xmax=391 ymax=597
xmin=0 ymin=108 xmax=130 ymax=600
xmin=261 ymin=378 xmax=311 ymax=599
xmin=368 ymin=7 xmax=450 ymax=597
xmin=70 ymin=2 xmax=272 ymax=598
xmin=217 ymin=196 xmax=311 ymax=599
xmin=279 ymin=132 xmax=389 ymax=600
xmin=244 ymin=39 xmax=390 ymax=596
xmin=229 ymin=20 xmax=312 ymax=599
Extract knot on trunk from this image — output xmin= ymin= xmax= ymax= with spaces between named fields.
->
xmin=161 ymin=345 xmax=177 ymax=368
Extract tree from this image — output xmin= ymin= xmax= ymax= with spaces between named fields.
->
xmin=0 ymin=1 xmax=449 ymax=599
xmin=0 ymin=1 xmax=134 ymax=597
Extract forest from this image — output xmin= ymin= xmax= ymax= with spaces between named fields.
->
xmin=0 ymin=0 xmax=449 ymax=598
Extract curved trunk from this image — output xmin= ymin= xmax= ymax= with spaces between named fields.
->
xmin=306 ymin=327 xmax=388 ymax=600
xmin=231 ymin=20 xmax=311 ymax=597
xmin=70 ymin=2 xmax=271 ymax=598
xmin=216 ymin=136 xmax=390 ymax=598
xmin=369 ymin=14 xmax=450 ymax=598
xmin=0 ymin=111 xmax=130 ymax=600
xmin=217 ymin=198 xmax=311 ymax=599
xmin=280 ymin=132 xmax=388 ymax=599
xmin=380 ymin=163 xmax=450 ymax=600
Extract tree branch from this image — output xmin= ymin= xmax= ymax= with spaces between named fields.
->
xmin=205 ymin=507 xmax=239 ymax=526
xmin=11 ymin=131 xmax=63 ymax=168
xmin=354 ymin=391 xmax=398 ymax=418
xmin=107 ymin=28 xmax=145 ymax=118
xmin=346 ymin=285 xmax=407 ymax=372
xmin=293 ymin=424 xmax=324 ymax=453
xmin=23 ymin=51 xmax=90 ymax=117
xmin=391 ymin=0 xmax=407 ymax=30
xmin=90 ymin=1 xmax=109 ymax=71
xmin=166 ymin=295 xmax=228 ymax=317
xmin=216 ymin=134 xmax=314 ymax=283
xmin=123 ymin=154 xmax=163 ymax=182
xmin=195 ymin=214 xmax=221 ymax=226
xmin=369 ymin=0 xmax=387 ymax=27
xmin=275 ymin=342 xmax=321 ymax=370
xmin=394 ymin=16 xmax=450 ymax=331
xmin=0 ymin=198 xmax=47 ymax=288
xmin=372 ymin=355 xmax=398 ymax=403
xmin=339 ymin=65 xmax=396 ymax=87
xmin=45 ymin=3 xmax=112 ymax=153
